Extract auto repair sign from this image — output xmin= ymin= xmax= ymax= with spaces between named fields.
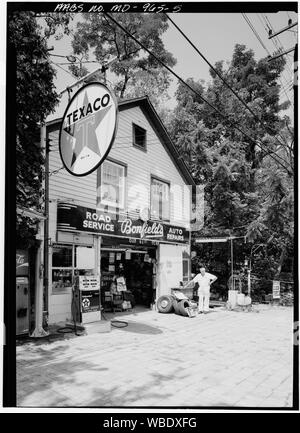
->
xmin=59 ymin=82 xmax=118 ymax=176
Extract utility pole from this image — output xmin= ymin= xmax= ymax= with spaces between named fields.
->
xmin=294 ymin=42 xmax=297 ymax=175
xmin=268 ymin=20 xmax=298 ymax=39
xmin=294 ymin=42 xmax=298 ymax=94
xmin=268 ymin=19 xmax=298 ymax=62
xmin=230 ymin=238 xmax=234 ymax=289
xmin=44 ymin=129 xmax=50 ymax=320
xmin=31 ymin=124 xmax=49 ymax=338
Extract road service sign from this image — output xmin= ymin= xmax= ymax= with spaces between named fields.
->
xmin=59 ymin=82 xmax=118 ymax=176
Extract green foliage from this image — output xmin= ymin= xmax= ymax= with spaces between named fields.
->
xmin=70 ymin=13 xmax=176 ymax=104
xmin=167 ymin=43 xmax=294 ymax=282
xmin=9 ymin=11 xmax=64 ymax=247
xmin=41 ymin=12 xmax=74 ymax=39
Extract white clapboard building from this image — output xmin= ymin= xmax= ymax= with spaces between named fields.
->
xmin=46 ymin=95 xmax=195 ymax=324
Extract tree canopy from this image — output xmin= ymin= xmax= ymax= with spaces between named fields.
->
xmin=69 ymin=13 xmax=176 ymax=106
xmin=10 ymin=11 xmax=69 ymax=247
xmin=165 ymin=44 xmax=294 ymax=283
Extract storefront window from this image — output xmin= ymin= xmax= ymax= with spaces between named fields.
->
xmin=151 ymin=177 xmax=170 ymax=221
xmin=52 ymin=269 xmax=73 ymax=293
xmin=97 ymin=160 xmax=126 ymax=208
xmin=52 ymin=245 xmax=72 ymax=267
xmin=52 ymin=244 xmax=95 ymax=294
xmin=52 ymin=245 xmax=73 ymax=294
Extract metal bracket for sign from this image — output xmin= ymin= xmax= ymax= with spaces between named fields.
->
xmin=66 ymin=87 xmax=73 ymax=102
xmin=58 ymin=56 xmax=118 ymax=98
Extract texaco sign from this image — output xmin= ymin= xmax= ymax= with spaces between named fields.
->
xmin=59 ymin=82 xmax=118 ymax=176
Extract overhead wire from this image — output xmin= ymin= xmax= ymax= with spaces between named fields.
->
xmin=55 ymin=61 xmax=100 ymax=66
xmin=167 ymin=13 xmax=289 ymax=151
xmin=262 ymin=14 xmax=294 ymax=100
xmin=245 ymin=13 xmax=293 ymax=110
xmin=246 ymin=13 xmax=292 ymax=102
xmin=50 ymin=60 xmax=75 ymax=79
xmin=103 ymin=12 xmax=293 ymax=175
xmin=254 ymin=14 xmax=294 ymax=107
xmin=279 ymin=83 xmax=293 ymax=97
xmin=256 ymin=14 xmax=293 ymax=87
xmin=264 ymin=14 xmax=293 ymax=65
xmin=242 ymin=13 xmax=270 ymax=53
xmin=279 ymin=79 xmax=294 ymax=92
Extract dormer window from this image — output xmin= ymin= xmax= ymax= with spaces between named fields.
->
xmin=133 ymin=123 xmax=147 ymax=150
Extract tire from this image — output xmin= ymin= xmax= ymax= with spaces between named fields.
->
xmin=177 ymin=299 xmax=191 ymax=317
xmin=173 ymin=299 xmax=182 ymax=315
xmin=157 ymin=295 xmax=175 ymax=313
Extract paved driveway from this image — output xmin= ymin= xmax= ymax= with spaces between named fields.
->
xmin=17 ymin=305 xmax=294 ymax=408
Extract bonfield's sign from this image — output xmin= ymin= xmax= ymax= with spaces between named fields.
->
xmin=57 ymin=203 xmax=189 ymax=244
xmin=59 ymin=82 xmax=118 ymax=176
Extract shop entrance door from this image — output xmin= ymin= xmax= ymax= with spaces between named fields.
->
xmin=158 ymin=244 xmax=183 ymax=297
xmin=124 ymin=251 xmax=154 ymax=307
xmin=100 ymin=246 xmax=156 ymax=309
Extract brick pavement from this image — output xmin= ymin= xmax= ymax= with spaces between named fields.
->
xmin=16 ymin=304 xmax=294 ymax=408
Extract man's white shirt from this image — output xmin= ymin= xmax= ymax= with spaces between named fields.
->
xmin=192 ymin=272 xmax=216 ymax=294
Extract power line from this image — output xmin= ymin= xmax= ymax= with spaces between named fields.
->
xmin=279 ymin=84 xmax=293 ymax=96
xmin=243 ymin=14 xmax=293 ymax=107
xmin=262 ymin=14 xmax=294 ymax=86
xmin=167 ymin=13 xmax=289 ymax=151
xmin=279 ymin=79 xmax=294 ymax=91
xmin=242 ymin=13 xmax=270 ymax=53
xmin=254 ymin=14 xmax=294 ymax=106
xmin=264 ymin=15 xmax=286 ymax=52
xmin=256 ymin=12 xmax=294 ymax=85
xmin=50 ymin=60 xmax=75 ymax=79
xmin=103 ymin=12 xmax=293 ymax=175
xmin=257 ymin=14 xmax=293 ymax=80
xmin=55 ymin=61 xmax=100 ymax=66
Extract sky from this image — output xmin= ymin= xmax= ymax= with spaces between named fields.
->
xmin=163 ymin=12 xmax=296 ymax=112
xmin=44 ymin=7 xmax=297 ymax=122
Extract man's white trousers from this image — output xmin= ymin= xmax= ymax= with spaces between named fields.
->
xmin=198 ymin=291 xmax=210 ymax=312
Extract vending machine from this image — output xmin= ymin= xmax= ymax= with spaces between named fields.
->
xmin=73 ymin=275 xmax=101 ymax=324
xmin=16 ymin=250 xmax=30 ymax=335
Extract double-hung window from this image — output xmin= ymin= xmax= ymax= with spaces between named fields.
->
xmin=151 ymin=177 xmax=170 ymax=221
xmin=97 ymin=160 xmax=126 ymax=209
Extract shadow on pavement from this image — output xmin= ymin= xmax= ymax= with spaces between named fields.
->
xmin=116 ymin=321 xmax=163 ymax=335
xmin=86 ymin=371 xmax=175 ymax=407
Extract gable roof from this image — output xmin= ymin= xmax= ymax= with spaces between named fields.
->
xmin=46 ymin=95 xmax=195 ymax=186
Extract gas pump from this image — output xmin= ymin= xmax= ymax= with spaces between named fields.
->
xmin=72 ymin=275 xmax=101 ymax=324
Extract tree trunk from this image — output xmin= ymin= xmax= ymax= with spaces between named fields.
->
xmin=274 ymin=246 xmax=286 ymax=279
xmin=120 ymin=74 xmax=129 ymax=99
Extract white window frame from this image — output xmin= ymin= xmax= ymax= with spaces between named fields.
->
xmin=150 ymin=176 xmax=170 ymax=222
xmin=51 ymin=244 xmax=94 ymax=295
xmin=51 ymin=244 xmax=74 ymax=295
xmin=98 ymin=159 xmax=126 ymax=209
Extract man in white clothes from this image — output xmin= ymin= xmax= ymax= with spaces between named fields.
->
xmin=185 ymin=265 xmax=217 ymax=314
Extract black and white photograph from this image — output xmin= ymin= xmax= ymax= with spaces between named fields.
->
xmin=3 ymin=0 xmax=298 ymax=413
